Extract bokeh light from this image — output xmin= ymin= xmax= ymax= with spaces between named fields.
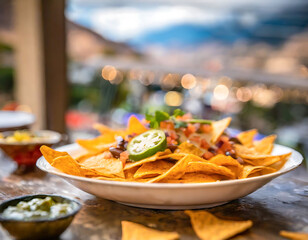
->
xmin=181 ymin=74 xmax=196 ymax=89
xmin=252 ymin=86 xmax=277 ymax=108
xmin=162 ymin=73 xmax=179 ymax=90
xmin=218 ymin=76 xmax=232 ymax=88
xmin=213 ymin=84 xmax=229 ymax=100
xmin=236 ymin=87 xmax=252 ymax=102
xmin=164 ymin=91 xmax=183 ymax=106
xmin=101 ymin=65 xmax=117 ymax=81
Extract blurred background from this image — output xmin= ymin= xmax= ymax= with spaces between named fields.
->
xmin=0 ymin=0 xmax=308 ymax=159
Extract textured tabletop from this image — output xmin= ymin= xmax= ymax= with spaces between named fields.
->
xmin=0 ymin=153 xmax=307 ymax=240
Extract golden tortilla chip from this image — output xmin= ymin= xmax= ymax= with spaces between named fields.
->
xmin=240 ymin=165 xmax=276 ymax=178
xmin=51 ymin=155 xmax=83 ymax=176
xmin=94 ymin=176 xmax=126 ymax=182
xmin=77 ymin=135 xmax=115 ymax=152
xmin=93 ymin=123 xmax=125 ymax=135
xmin=280 ymin=230 xmax=308 ymax=240
xmin=166 ymin=173 xmax=222 ymax=183
xmin=40 ymin=145 xmax=68 ymax=165
xmin=147 ymin=155 xmax=192 ymax=183
xmin=127 ymin=115 xmax=148 ymax=135
xmin=234 ymin=144 xmax=290 ymax=160
xmin=93 ymin=123 xmax=113 ymax=134
xmin=176 ymin=142 xmax=204 ymax=157
xmin=237 ymin=129 xmax=257 ymax=147
xmin=121 ymin=221 xmax=179 ymax=240
xmin=124 ymin=149 xmax=172 ymax=170
xmin=133 ymin=160 xmax=174 ymax=179
xmin=79 ymin=152 xmax=124 ymax=178
xmin=75 ymin=151 xmax=102 ymax=163
xmin=185 ymin=210 xmax=253 ymax=240
xmin=243 ymin=152 xmax=291 ymax=167
xmin=211 ymin=117 xmax=231 ymax=143
xmin=157 ymin=153 xmax=187 ymax=160
xmin=186 ymin=161 xmax=236 ymax=179
xmin=254 ymin=135 xmax=276 ymax=154
xmin=268 ymin=158 xmax=288 ymax=171
xmin=124 ymin=166 xmax=140 ymax=180
xmin=79 ymin=166 xmax=103 ymax=177
xmin=243 ymin=157 xmax=280 ymax=167
xmin=133 ymin=178 xmax=156 ymax=182
xmin=208 ymin=154 xmax=243 ymax=178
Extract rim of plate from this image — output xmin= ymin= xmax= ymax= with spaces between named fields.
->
xmin=36 ymin=143 xmax=303 ymax=188
xmin=0 ymin=130 xmax=62 ymax=145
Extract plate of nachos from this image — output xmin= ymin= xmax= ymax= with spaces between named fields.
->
xmin=37 ymin=110 xmax=303 ymax=209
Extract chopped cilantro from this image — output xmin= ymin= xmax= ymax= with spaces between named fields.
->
xmin=145 ymin=109 xmax=185 ymax=129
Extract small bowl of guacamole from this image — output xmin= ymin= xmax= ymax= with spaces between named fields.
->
xmin=0 ymin=194 xmax=82 ymax=240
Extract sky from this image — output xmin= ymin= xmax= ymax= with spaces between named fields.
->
xmin=66 ymin=0 xmax=306 ymax=44
xmin=66 ymin=5 xmax=231 ymax=42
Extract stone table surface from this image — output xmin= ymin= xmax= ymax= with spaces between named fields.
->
xmin=0 ymin=152 xmax=307 ymax=240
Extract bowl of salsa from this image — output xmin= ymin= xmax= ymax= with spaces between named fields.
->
xmin=0 ymin=130 xmax=61 ymax=167
xmin=0 ymin=194 xmax=82 ymax=240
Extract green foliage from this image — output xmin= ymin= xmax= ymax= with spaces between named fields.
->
xmin=173 ymin=108 xmax=185 ymax=117
xmin=145 ymin=108 xmax=187 ymax=129
xmin=0 ymin=67 xmax=14 ymax=92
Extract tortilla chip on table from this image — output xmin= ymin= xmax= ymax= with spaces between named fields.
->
xmin=185 ymin=210 xmax=253 ymax=240
xmin=280 ymin=230 xmax=308 ymax=240
xmin=121 ymin=221 xmax=179 ymax=240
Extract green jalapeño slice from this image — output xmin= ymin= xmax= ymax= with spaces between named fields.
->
xmin=127 ymin=130 xmax=167 ymax=161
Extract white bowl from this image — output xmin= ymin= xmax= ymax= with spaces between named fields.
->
xmin=36 ymin=143 xmax=303 ymax=210
xmin=0 ymin=111 xmax=35 ymax=131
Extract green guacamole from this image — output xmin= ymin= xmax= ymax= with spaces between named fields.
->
xmin=1 ymin=197 xmax=74 ymax=220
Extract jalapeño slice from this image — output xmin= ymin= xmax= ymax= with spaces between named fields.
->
xmin=127 ymin=130 xmax=167 ymax=161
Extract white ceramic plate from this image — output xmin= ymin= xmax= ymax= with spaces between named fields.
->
xmin=36 ymin=143 xmax=303 ymax=209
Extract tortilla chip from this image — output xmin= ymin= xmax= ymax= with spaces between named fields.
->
xmin=121 ymin=221 xmax=179 ymax=240
xmin=79 ymin=153 xmax=124 ymax=178
xmin=40 ymin=145 xmax=68 ymax=165
xmin=243 ymin=152 xmax=291 ymax=167
xmin=280 ymin=230 xmax=308 ymax=240
xmin=133 ymin=160 xmax=174 ymax=179
xmin=208 ymin=154 xmax=243 ymax=178
xmin=127 ymin=115 xmax=148 ymax=135
xmin=123 ymin=166 xmax=140 ymax=180
xmin=94 ymin=176 xmax=126 ymax=182
xmin=77 ymin=135 xmax=115 ymax=152
xmin=254 ymin=135 xmax=276 ymax=154
xmin=185 ymin=210 xmax=253 ymax=240
xmin=186 ymin=161 xmax=236 ymax=179
xmin=133 ymin=178 xmax=157 ymax=182
xmin=211 ymin=117 xmax=231 ymax=143
xmin=166 ymin=173 xmax=222 ymax=183
xmin=240 ymin=165 xmax=276 ymax=179
xmin=124 ymin=149 xmax=172 ymax=170
xmin=270 ymin=160 xmax=289 ymax=171
xmin=234 ymin=144 xmax=290 ymax=160
xmin=51 ymin=155 xmax=83 ymax=176
xmin=75 ymin=151 xmax=101 ymax=163
xmin=237 ymin=129 xmax=257 ymax=147
xmin=244 ymin=157 xmax=280 ymax=167
xmin=176 ymin=142 xmax=204 ymax=157
xmin=93 ymin=123 xmax=126 ymax=137
xmin=157 ymin=153 xmax=187 ymax=160
xmin=93 ymin=123 xmax=113 ymax=134
xmin=147 ymin=155 xmax=192 ymax=183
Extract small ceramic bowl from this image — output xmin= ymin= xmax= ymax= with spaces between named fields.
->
xmin=0 ymin=130 xmax=61 ymax=167
xmin=0 ymin=194 xmax=82 ymax=240
xmin=0 ymin=111 xmax=35 ymax=132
